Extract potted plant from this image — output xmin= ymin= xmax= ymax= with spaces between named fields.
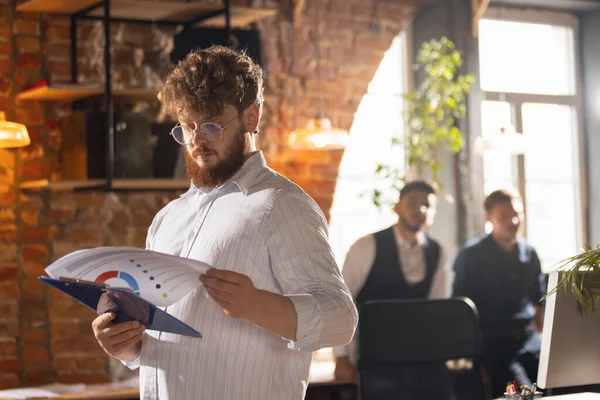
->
xmin=547 ymin=245 xmax=600 ymax=314
xmin=372 ymin=37 xmax=474 ymax=207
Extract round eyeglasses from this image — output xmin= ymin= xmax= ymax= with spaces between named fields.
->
xmin=170 ymin=110 xmax=242 ymax=145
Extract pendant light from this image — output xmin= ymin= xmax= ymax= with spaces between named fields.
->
xmin=474 ymin=123 xmax=526 ymax=154
xmin=0 ymin=112 xmax=30 ymax=148
xmin=287 ymin=2 xmax=349 ymax=150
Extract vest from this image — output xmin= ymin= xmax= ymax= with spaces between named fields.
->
xmin=356 ymin=226 xmax=440 ymax=308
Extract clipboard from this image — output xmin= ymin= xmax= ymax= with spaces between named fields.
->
xmin=39 ymin=276 xmax=202 ymax=338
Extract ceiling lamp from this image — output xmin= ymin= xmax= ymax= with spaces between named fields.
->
xmin=474 ymin=123 xmax=526 ymax=155
xmin=0 ymin=112 xmax=30 ymax=148
xmin=287 ymin=113 xmax=349 ymax=150
xmin=286 ymin=3 xmax=348 ymax=151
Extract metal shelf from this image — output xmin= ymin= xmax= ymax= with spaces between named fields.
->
xmin=20 ymin=179 xmax=190 ymax=191
xmin=20 ymin=179 xmax=107 ymax=191
xmin=16 ymin=85 xmax=157 ymax=101
xmin=16 ymin=0 xmax=276 ymax=27
xmin=16 ymin=0 xmax=274 ymax=191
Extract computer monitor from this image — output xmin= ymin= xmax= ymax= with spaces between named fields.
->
xmin=538 ymin=271 xmax=600 ymax=389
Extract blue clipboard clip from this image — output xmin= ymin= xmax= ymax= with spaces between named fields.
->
xmin=40 ymin=276 xmax=202 ymax=338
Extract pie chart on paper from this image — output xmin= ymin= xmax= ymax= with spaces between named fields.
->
xmin=95 ymin=271 xmax=141 ymax=296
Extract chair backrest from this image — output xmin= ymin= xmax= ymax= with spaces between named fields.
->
xmin=358 ymin=297 xmax=480 ymax=364
xmin=357 ymin=298 xmax=483 ymax=400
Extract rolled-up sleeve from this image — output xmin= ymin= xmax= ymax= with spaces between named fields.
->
xmin=122 ymin=355 xmax=140 ymax=370
xmin=266 ymin=190 xmax=358 ymax=352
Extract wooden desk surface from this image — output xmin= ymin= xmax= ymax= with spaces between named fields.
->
xmin=495 ymin=393 xmax=600 ymax=400
xmin=48 ymin=378 xmax=352 ymax=399
xmin=308 ymin=377 xmax=355 ymax=389
xmin=55 ymin=388 xmax=139 ymax=400
xmin=0 ymin=362 xmax=351 ymax=399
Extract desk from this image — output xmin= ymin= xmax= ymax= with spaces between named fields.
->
xmin=495 ymin=393 xmax=600 ymax=400
xmin=0 ymin=382 xmax=140 ymax=400
xmin=53 ymin=388 xmax=139 ymax=400
xmin=0 ymin=362 xmax=351 ymax=400
xmin=307 ymin=375 xmax=355 ymax=400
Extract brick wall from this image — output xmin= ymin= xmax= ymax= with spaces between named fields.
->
xmin=0 ymin=0 xmax=419 ymax=389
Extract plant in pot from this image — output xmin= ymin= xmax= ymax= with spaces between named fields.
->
xmin=546 ymin=245 xmax=600 ymax=314
xmin=372 ymin=37 xmax=474 ymax=207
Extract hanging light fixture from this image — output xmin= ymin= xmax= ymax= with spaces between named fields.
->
xmin=287 ymin=113 xmax=349 ymax=150
xmin=0 ymin=112 xmax=30 ymax=148
xmin=287 ymin=2 xmax=349 ymax=150
xmin=474 ymin=123 xmax=526 ymax=155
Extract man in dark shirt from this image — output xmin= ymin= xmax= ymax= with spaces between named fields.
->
xmin=453 ymin=189 xmax=547 ymax=398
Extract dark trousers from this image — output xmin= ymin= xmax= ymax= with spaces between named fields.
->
xmin=482 ymin=331 xmax=541 ymax=398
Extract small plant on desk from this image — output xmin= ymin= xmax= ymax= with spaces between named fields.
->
xmin=546 ymin=244 xmax=600 ymax=315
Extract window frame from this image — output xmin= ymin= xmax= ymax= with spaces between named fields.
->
xmin=475 ymin=7 xmax=588 ymax=248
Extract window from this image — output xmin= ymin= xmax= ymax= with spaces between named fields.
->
xmin=310 ymin=33 xmax=407 ymax=379
xmin=478 ymin=9 xmax=584 ymax=270
xmin=328 ymin=33 xmax=407 ymax=267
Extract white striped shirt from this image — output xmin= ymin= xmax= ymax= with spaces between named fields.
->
xmin=129 ymin=151 xmax=358 ymax=400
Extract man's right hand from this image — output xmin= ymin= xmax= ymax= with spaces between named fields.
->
xmin=334 ymin=356 xmax=357 ymax=383
xmin=92 ymin=312 xmax=145 ymax=361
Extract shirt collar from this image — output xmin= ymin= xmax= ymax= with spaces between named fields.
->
xmin=180 ymin=151 xmax=266 ymax=198
xmin=484 ymin=233 xmax=527 ymax=260
xmin=392 ymin=224 xmax=426 ymax=249
xmin=227 ymin=151 xmax=265 ymax=195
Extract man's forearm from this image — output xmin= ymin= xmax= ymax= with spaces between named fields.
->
xmin=246 ymin=289 xmax=297 ymax=340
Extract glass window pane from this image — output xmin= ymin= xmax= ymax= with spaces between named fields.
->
xmin=525 ymin=183 xmax=580 ymax=270
xmin=481 ymin=101 xmax=517 ymax=194
xmin=522 ymin=103 xmax=581 ymax=270
xmin=367 ymin=34 xmax=405 ymax=96
xmin=479 ymin=19 xmax=575 ymax=95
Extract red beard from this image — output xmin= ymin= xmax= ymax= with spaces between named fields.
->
xmin=184 ymin=128 xmax=249 ymax=187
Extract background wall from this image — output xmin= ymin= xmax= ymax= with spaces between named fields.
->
xmin=0 ymin=0 xmax=421 ymax=388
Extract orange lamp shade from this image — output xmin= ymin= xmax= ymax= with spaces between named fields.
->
xmin=287 ymin=115 xmax=349 ymax=150
xmin=0 ymin=112 xmax=30 ymax=148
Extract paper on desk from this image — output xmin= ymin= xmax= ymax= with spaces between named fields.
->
xmin=45 ymin=247 xmax=211 ymax=307
xmin=0 ymin=387 xmax=58 ymax=399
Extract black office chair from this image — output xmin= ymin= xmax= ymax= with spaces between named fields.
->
xmin=357 ymin=298 xmax=483 ymax=400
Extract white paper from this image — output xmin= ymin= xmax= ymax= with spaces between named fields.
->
xmin=0 ymin=387 xmax=59 ymax=399
xmin=45 ymin=247 xmax=210 ymax=307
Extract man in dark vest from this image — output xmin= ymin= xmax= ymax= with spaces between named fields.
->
xmin=333 ymin=180 xmax=451 ymax=386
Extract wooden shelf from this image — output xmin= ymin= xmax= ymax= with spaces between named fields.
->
xmin=16 ymin=0 xmax=104 ymax=14
xmin=113 ymin=88 xmax=157 ymax=100
xmin=17 ymin=86 xmax=101 ymax=101
xmin=17 ymin=0 xmax=276 ymax=27
xmin=16 ymin=85 xmax=157 ymax=101
xmin=20 ymin=179 xmax=189 ymax=191
xmin=196 ymin=7 xmax=277 ymax=28
xmin=112 ymin=179 xmax=190 ymax=190
xmin=20 ymin=179 xmax=107 ymax=191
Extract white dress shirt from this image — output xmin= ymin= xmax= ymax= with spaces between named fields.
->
xmin=127 ymin=152 xmax=358 ymax=399
xmin=332 ymin=225 xmax=451 ymax=366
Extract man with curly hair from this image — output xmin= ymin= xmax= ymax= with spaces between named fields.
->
xmin=90 ymin=46 xmax=358 ymax=400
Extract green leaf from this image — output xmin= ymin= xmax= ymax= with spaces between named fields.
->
xmin=370 ymin=37 xmax=473 ymax=209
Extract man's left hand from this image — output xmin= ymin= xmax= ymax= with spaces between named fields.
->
xmin=200 ymin=268 xmax=258 ymax=319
